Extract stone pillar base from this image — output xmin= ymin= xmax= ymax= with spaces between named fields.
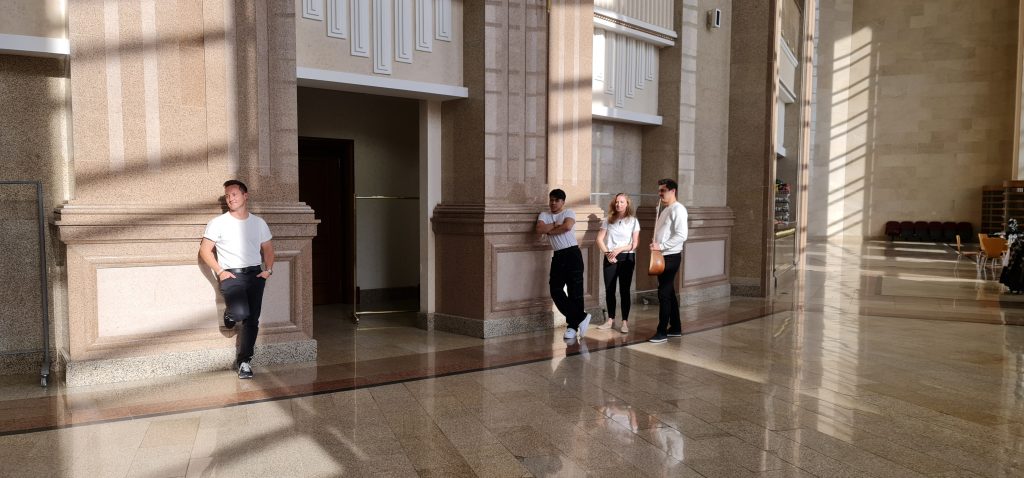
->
xmin=0 ymin=351 xmax=46 ymax=375
xmin=636 ymin=283 xmax=732 ymax=306
xmin=420 ymin=305 xmax=606 ymax=339
xmin=419 ymin=312 xmax=553 ymax=339
xmin=63 ymin=338 xmax=317 ymax=387
xmin=431 ymin=204 xmax=606 ymax=339
xmin=54 ymin=202 xmax=319 ymax=387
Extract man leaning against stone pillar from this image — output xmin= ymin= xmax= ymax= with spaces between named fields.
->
xmin=199 ymin=180 xmax=276 ymax=379
xmin=536 ymin=188 xmax=592 ymax=343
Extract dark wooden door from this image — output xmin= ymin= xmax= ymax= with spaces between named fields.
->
xmin=298 ymin=137 xmax=355 ymax=305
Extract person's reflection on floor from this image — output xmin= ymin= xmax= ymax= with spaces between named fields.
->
xmin=597 ymin=399 xmax=640 ymax=432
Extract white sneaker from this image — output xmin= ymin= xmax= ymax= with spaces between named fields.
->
xmin=237 ymin=361 xmax=253 ymax=379
xmin=597 ymin=319 xmax=614 ymax=330
xmin=563 ymin=328 xmax=577 ymax=340
xmin=620 ymin=322 xmax=629 ymax=333
xmin=578 ymin=314 xmax=592 ymax=340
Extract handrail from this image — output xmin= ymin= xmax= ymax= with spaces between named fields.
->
xmin=0 ymin=180 xmax=51 ymax=387
xmin=355 ymin=196 xmax=420 ymax=200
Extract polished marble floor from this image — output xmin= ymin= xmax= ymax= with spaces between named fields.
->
xmin=2 ymin=240 xmax=1024 ymax=477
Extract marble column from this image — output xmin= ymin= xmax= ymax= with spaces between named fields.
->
xmin=55 ymin=0 xmax=317 ymax=386
xmin=637 ymin=0 xmax=736 ymax=302
xmin=429 ymin=0 xmax=602 ymax=338
xmin=726 ymin=0 xmax=778 ymax=297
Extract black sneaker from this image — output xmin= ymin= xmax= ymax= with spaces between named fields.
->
xmin=648 ymin=334 xmax=668 ymax=343
xmin=238 ymin=361 xmax=253 ymax=379
xmin=223 ymin=315 xmax=236 ymax=329
xmin=667 ymin=331 xmax=682 ymax=337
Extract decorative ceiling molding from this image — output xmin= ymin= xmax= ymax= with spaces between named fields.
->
xmin=351 ymin=0 xmax=370 ymax=57
xmin=327 ymin=0 xmax=348 ymax=39
xmin=298 ymin=66 xmax=468 ymax=100
xmin=594 ymin=6 xmax=676 ymax=46
xmin=300 ymin=0 xmax=455 ymax=75
xmin=303 ymin=0 xmax=324 ymax=20
xmin=372 ymin=0 xmax=393 ymax=74
xmin=415 ymin=0 xmax=433 ymax=51
xmin=435 ymin=0 xmax=452 ymax=41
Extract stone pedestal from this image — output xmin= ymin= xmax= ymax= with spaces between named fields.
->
xmin=427 ymin=204 xmax=604 ymax=338
xmin=727 ymin=0 xmax=779 ymax=296
xmin=424 ymin=1 xmax=602 ymax=337
xmin=634 ymin=206 xmax=735 ymax=305
xmin=54 ymin=0 xmax=317 ymax=385
xmin=55 ymin=203 xmax=317 ymax=386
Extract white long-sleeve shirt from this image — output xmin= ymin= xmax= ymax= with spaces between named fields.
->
xmin=653 ymin=202 xmax=688 ymax=255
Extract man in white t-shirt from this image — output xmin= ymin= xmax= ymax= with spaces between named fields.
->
xmin=199 ymin=180 xmax=275 ymax=379
xmin=536 ymin=189 xmax=592 ymax=342
xmin=649 ymin=178 xmax=688 ymax=344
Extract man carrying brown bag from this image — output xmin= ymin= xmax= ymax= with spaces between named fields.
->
xmin=648 ymin=178 xmax=688 ymax=343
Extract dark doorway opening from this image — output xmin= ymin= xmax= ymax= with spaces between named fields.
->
xmin=299 ymin=137 xmax=355 ymax=305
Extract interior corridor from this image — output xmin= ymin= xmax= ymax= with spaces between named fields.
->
xmin=2 ymin=240 xmax=1024 ymax=477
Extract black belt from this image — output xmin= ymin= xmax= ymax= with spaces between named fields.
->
xmin=225 ymin=265 xmax=262 ymax=274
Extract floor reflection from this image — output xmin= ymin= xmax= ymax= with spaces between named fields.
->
xmin=2 ymin=240 xmax=1024 ymax=476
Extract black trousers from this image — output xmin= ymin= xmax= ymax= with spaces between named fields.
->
xmin=657 ymin=252 xmax=682 ymax=335
xmin=220 ymin=270 xmax=266 ymax=365
xmin=550 ymin=246 xmax=586 ymax=329
xmin=602 ymin=252 xmax=635 ymax=321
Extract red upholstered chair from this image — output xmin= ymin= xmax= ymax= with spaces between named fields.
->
xmin=899 ymin=221 xmax=915 ymax=240
xmin=942 ymin=222 xmax=957 ymax=243
xmin=913 ymin=221 xmax=929 ymax=241
xmin=956 ymin=222 xmax=974 ymax=242
xmin=884 ymin=221 xmax=900 ymax=241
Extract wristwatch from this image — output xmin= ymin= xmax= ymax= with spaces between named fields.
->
xmin=265 ymin=269 xmax=273 ymax=276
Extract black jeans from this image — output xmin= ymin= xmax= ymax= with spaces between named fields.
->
xmin=657 ymin=252 xmax=682 ymax=335
xmin=550 ymin=246 xmax=586 ymax=329
xmin=603 ymin=252 xmax=635 ymax=321
xmin=220 ymin=270 xmax=266 ymax=365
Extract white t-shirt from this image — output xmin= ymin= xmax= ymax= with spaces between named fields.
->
xmin=600 ymin=216 xmax=640 ymax=252
xmin=538 ymin=209 xmax=578 ymax=251
xmin=203 ymin=212 xmax=273 ymax=269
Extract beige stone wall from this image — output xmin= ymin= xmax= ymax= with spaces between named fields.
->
xmin=431 ymin=0 xmax=606 ymax=338
xmin=0 ymin=54 xmax=68 ymax=373
xmin=725 ymin=0 xmax=776 ymax=296
xmin=632 ymin=0 xmax=736 ymax=298
xmin=68 ymin=0 xmax=300 ymax=205
xmin=54 ymin=0 xmax=318 ymax=383
xmin=591 ymin=119 xmax=642 ymax=204
xmin=810 ymin=0 xmax=1017 ymax=239
xmin=693 ymin=0 xmax=732 ymax=208
xmin=294 ymin=0 xmax=463 ymax=87
xmin=0 ymin=0 xmax=65 ymax=38
xmin=442 ymin=0 xmax=548 ymax=206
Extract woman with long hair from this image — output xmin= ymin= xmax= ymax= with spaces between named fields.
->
xmin=596 ymin=193 xmax=640 ymax=333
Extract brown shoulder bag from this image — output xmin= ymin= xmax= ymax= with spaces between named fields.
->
xmin=648 ymin=250 xmax=665 ymax=275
